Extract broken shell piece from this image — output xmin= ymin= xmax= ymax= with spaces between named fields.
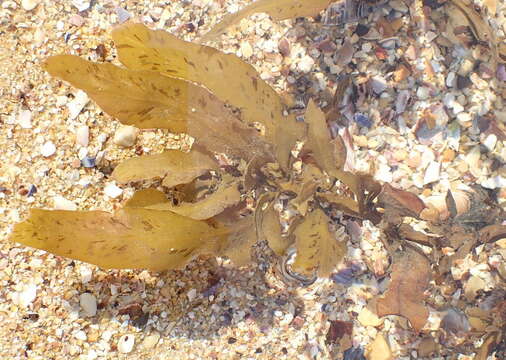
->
xmin=424 ymin=190 xmax=471 ymax=221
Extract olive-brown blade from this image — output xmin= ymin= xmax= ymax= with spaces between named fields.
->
xmin=292 ymin=208 xmax=346 ymax=277
xmin=146 ymin=178 xmax=242 ymax=220
xmin=44 ymin=55 xmax=267 ymax=160
xmin=304 ymin=99 xmax=346 ymax=176
xmin=202 ymin=0 xmax=334 ymax=41
xmin=112 ymin=23 xmax=302 ymax=169
xmin=10 ymin=208 xmax=230 ymax=271
xmin=112 ymin=150 xmax=217 ymax=187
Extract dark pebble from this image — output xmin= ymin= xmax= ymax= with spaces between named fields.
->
xmin=343 ymin=346 xmax=366 ymax=360
xmin=353 ymin=113 xmax=372 ymax=128
xmin=227 ymin=337 xmax=237 ymax=344
xmin=456 ymin=75 xmax=472 ymax=90
xmin=355 ymin=24 xmax=369 ymax=37
xmin=27 ymin=184 xmax=37 ymax=197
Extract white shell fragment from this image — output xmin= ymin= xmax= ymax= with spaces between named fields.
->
xmin=53 ymin=195 xmax=78 ymax=211
xmin=79 ymin=293 xmax=97 ymax=317
xmin=423 ymin=161 xmax=440 ymax=185
xmin=67 ymin=90 xmax=89 ymax=120
xmin=104 ymin=183 xmax=123 ymax=199
xmin=75 ymin=125 xmax=89 ymax=147
xmin=113 ymin=125 xmax=139 ymax=147
xmin=72 ymin=0 xmax=90 ymax=12
xmin=12 ymin=283 xmax=37 ymax=308
xmin=40 ymin=141 xmax=56 ymax=157
xmin=18 ymin=109 xmax=32 ymax=129
xmin=118 ymin=334 xmax=135 ymax=353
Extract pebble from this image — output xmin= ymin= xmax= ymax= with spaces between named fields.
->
xmin=187 ymin=288 xmax=197 ymax=302
xmin=75 ymin=330 xmax=87 ymax=341
xmin=423 ymin=161 xmax=440 ymax=185
xmin=483 ymin=134 xmax=497 ymax=152
xmin=40 ymin=141 xmax=56 ymax=157
xmin=358 ymin=307 xmax=383 ymax=327
xmin=75 ymin=125 xmax=89 ymax=147
xmin=53 ymin=195 xmax=78 ymax=211
xmin=104 ymin=183 xmax=123 ymax=199
xmin=240 ymin=42 xmax=253 ymax=58
xmin=116 ymin=7 xmax=131 ymax=23
xmin=80 ymin=293 xmax=97 ymax=317
xmin=13 ymin=283 xmax=37 ymax=308
xmin=72 ymin=0 xmax=90 ymax=12
xmin=21 ymin=0 xmax=39 ymax=11
xmin=142 ymin=333 xmax=160 ymax=349
xmin=297 ymin=55 xmax=314 ymax=73
xmin=81 ymin=156 xmax=96 ymax=168
xmin=69 ymin=14 xmax=85 ymax=27
xmin=370 ymin=76 xmax=387 ymax=94
xmin=18 ymin=109 xmax=32 ymax=129
xmin=67 ymin=90 xmax=89 ymax=120
xmin=118 ymin=334 xmax=135 ymax=353
xmin=113 ymin=125 xmax=138 ymax=147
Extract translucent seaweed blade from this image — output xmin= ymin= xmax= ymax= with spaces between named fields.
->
xmin=292 ymin=208 xmax=346 ymax=277
xmin=304 ymin=99 xmax=346 ymax=176
xmin=44 ymin=55 xmax=268 ymax=161
xmin=10 ymin=208 xmax=231 ymax=271
xmin=112 ymin=23 xmax=303 ymax=170
xmin=111 ymin=150 xmax=217 ymax=187
xmin=146 ymin=177 xmax=242 ymax=220
xmin=201 ymin=0 xmax=334 ymax=41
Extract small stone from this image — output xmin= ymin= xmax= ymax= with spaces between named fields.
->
xmin=393 ymin=149 xmax=408 ymax=161
xmin=81 ymin=156 xmax=96 ymax=168
xmin=393 ymin=65 xmax=410 ymax=83
xmin=22 ymin=0 xmax=39 ymax=11
xmin=53 ymin=195 xmax=77 ymax=211
xmin=456 ymin=112 xmax=472 ymax=127
xmin=67 ymin=90 xmax=89 ymax=120
xmin=118 ymin=334 xmax=135 ymax=353
xmin=458 ymin=58 xmax=474 ymax=76
xmin=79 ymin=266 xmax=93 ymax=283
xmin=354 ymin=113 xmax=372 ymax=128
xmin=423 ymin=161 xmax=440 ymax=185
xmin=456 ymin=75 xmax=472 ymax=90
xmin=395 ymin=90 xmax=410 ymax=114
xmin=72 ymin=0 xmax=90 ymax=12
xmin=297 ymin=55 xmax=314 ymax=73
xmin=464 ymin=276 xmax=486 ymax=300
xmin=187 ymin=288 xmax=197 ymax=302
xmin=13 ymin=283 xmax=37 ymax=308
xmin=116 ymin=7 xmax=131 ymax=23
xmin=441 ymin=148 xmax=455 ymax=162
xmin=75 ymin=125 xmax=89 ymax=147
xmin=417 ymin=87 xmax=430 ymax=100
xmin=446 ymin=71 xmax=455 ymax=88
xmin=142 ymin=333 xmax=160 ymax=349
xmin=240 ymin=42 xmax=253 ymax=58
xmin=278 ymin=38 xmax=290 ymax=57
xmin=75 ymin=330 xmax=87 ymax=341
xmin=355 ymin=24 xmax=369 ymax=37
xmin=370 ymin=76 xmax=388 ymax=94
xmin=80 ymin=293 xmax=97 ymax=317
xmin=40 ymin=141 xmax=56 ymax=157
xmin=366 ymin=333 xmax=392 ymax=360
xmin=69 ymin=14 xmax=85 ymax=27
xmin=18 ymin=109 xmax=32 ymax=129
xmin=358 ymin=307 xmax=383 ymax=327
xmin=104 ymin=183 xmax=123 ymax=199
xmin=483 ymin=134 xmax=497 ymax=152
xmin=113 ymin=125 xmax=139 ymax=147
xmin=465 ymin=146 xmax=481 ymax=177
